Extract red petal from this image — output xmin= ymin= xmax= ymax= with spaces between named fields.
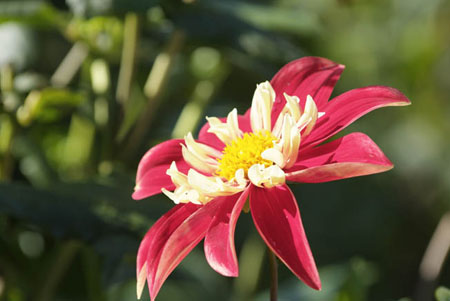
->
xmin=137 ymin=204 xmax=193 ymax=284
xmin=270 ymin=56 xmax=344 ymax=124
xmin=198 ymin=114 xmax=252 ymax=150
xmin=286 ymin=133 xmax=393 ymax=183
xmin=249 ymin=185 xmax=321 ymax=290
xmin=133 ymin=139 xmax=190 ymax=200
xmin=137 ymin=203 xmax=199 ymax=299
xmin=204 ymin=187 xmax=250 ymax=276
xmin=303 ymin=86 xmax=411 ymax=148
xmin=149 ymin=198 xmax=223 ymax=300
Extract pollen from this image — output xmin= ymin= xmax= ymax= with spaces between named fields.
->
xmin=216 ymin=131 xmax=277 ymax=180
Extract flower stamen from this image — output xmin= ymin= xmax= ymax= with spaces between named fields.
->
xmin=216 ymin=131 xmax=276 ymax=181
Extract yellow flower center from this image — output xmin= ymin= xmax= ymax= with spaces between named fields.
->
xmin=216 ymin=131 xmax=276 ymax=180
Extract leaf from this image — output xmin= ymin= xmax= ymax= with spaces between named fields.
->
xmin=205 ymin=1 xmax=320 ymax=36
xmin=66 ymin=0 xmax=159 ymax=17
xmin=17 ymin=88 xmax=85 ymax=126
xmin=436 ymin=287 xmax=450 ymax=301
xmin=0 ymin=2 xmax=65 ymax=29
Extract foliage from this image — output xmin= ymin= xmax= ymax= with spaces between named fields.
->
xmin=0 ymin=0 xmax=449 ymax=300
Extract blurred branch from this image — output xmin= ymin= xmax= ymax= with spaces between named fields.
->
xmin=415 ymin=212 xmax=450 ymax=301
xmin=171 ymin=46 xmax=227 ymax=138
xmin=0 ymin=64 xmax=13 ymax=92
xmin=0 ymin=65 xmax=15 ymax=181
xmin=35 ymin=240 xmax=81 ymax=301
xmin=116 ymin=13 xmax=139 ymax=105
xmin=120 ymin=30 xmax=184 ymax=160
xmin=50 ymin=42 xmax=89 ymax=87
xmin=0 ymin=114 xmax=14 ymax=181
xmin=171 ymin=80 xmax=215 ymax=138
xmin=143 ymin=31 xmax=183 ymax=100
xmin=171 ymin=50 xmax=229 ymax=138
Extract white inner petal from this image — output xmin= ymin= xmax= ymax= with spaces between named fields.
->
xmin=162 ymin=83 xmax=325 ymax=206
xmin=261 ymin=148 xmax=285 ymax=167
xmin=250 ymin=81 xmax=275 ymax=132
xmin=248 ymin=164 xmax=286 ymax=188
xmin=181 ymin=144 xmax=217 ymax=174
xmin=206 ymin=108 xmax=243 ymax=145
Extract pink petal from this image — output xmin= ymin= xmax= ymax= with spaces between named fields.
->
xmin=137 ymin=204 xmax=193 ymax=285
xmin=249 ymin=184 xmax=321 ymax=290
xmin=198 ymin=114 xmax=252 ymax=150
xmin=204 ymin=187 xmax=250 ymax=277
xmin=149 ymin=198 xmax=224 ymax=300
xmin=137 ymin=203 xmax=200 ymax=299
xmin=302 ymin=86 xmax=411 ymax=148
xmin=270 ymin=56 xmax=344 ymax=124
xmin=286 ymin=133 xmax=393 ymax=183
xmin=133 ymin=139 xmax=190 ymax=200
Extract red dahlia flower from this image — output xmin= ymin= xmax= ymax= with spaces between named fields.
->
xmin=133 ymin=56 xmax=410 ymax=300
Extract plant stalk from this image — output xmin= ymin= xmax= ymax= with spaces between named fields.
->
xmin=268 ymin=248 xmax=278 ymax=301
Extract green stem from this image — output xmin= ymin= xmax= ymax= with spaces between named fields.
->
xmin=116 ymin=13 xmax=139 ymax=105
xmin=268 ymin=248 xmax=278 ymax=301
xmin=120 ymin=30 xmax=184 ymax=161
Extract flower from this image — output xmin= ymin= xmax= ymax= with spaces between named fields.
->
xmin=133 ymin=56 xmax=410 ymax=300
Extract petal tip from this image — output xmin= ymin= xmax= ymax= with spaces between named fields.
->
xmin=132 ymin=189 xmax=143 ymax=200
xmin=386 ymin=87 xmax=411 ymax=106
xmin=311 ymin=275 xmax=322 ymax=290
xmin=136 ymin=262 xmax=147 ymax=299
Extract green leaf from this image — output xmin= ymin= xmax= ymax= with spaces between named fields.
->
xmin=436 ymin=287 xmax=450 ymax=301
xmin=205 ymin=1 xmax=320 ymax=36
xmin=66 ymin=0 xmax=159 ymax=17
xmin=65 ymin=17 xmax=123 ymax=59
xmin=16 ymin=88 xmax=85 ymax=126
xmin=0 ymin=2 xmax=67 ymax=32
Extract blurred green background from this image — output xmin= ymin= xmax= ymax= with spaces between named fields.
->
xmin=0 ymin=0 xmax=449 ymax=300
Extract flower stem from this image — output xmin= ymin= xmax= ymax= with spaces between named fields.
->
xmin=268 ymin=248 xmax=278 ymax=301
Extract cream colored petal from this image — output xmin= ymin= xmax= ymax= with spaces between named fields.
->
xmin=185 ymin=132 xmax=222 ymax=158
xmin=296 ymin=95 xmax=318 ymax=136
xmin=206 ymin=110 xmax=244 ymax=146
xmin=303 ymin=95 xmax=319 ymax=136
xmin=166 ymin=161 xmax=188 ymax=186
xmin=233 ymin=168 xmax=247 ymax=186
xmin=161 ymin=187 xmax=180 ymax=204
xmin=250 ymin=81 xmax=275 ymax=132
xmin=284 ymin=126 xmax=301 ymax=169
xmin=283 ymin=93 xmax=301 ymax=121
xmin=206 ymin=116 xmax=233 ymax=145
xmin=227 ymin=108 xmax=243 ymax=141
xmin=248 ymin=164 xmax=285 ymax=188
xmin=181 ymin=144 xmax=217 ymax=174
xmin=137 ymin=262 xmax=147 ymax=299
xmin=262 ymin=165 xmax=285 ymax=188
xmin=281 ymin=114 xmax=292 ymax=159
xmin=187 ymin=169 xmax=242 ymax=197
xmin=273 ymin=93 xmax=302 ymax=138
xmin=162 ymin=186 xmax=203 ymax=205
xmin=272 ymin=112 xmax=285 ymax=139
xmin=187 ymin=169 xmax=220 ymax=194
xmin=261 ymin=148 xmax=285 ymax=167
xmin=248 ymin=164 xmax=266 ymax=188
